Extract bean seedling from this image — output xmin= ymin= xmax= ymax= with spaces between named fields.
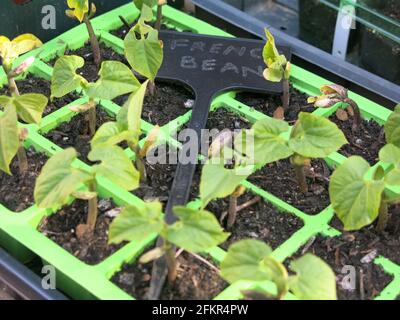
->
xmin=51 ymin=55 xmax=140 ymax=136
xmin=0 ymin=33 xmax=48 ymax=174
xmin=329 ymin=105 xmax=400 ymax=232
xmin=220 ymin=239 xmax=337 ymax=300
xmin=262 ymin=29 xmax=291 ymax=114
xmin=66 ymin=0 xmax=101 ymax=66
xmin=235 ymin=112 xmax=347 ymax=194
xmin=34 ymin=146 xmax=140 ymax=238
xmin=109 ymin=201 xmax=229 ymax=283
xmin=91 ymin=81 xmax=161 ymax=182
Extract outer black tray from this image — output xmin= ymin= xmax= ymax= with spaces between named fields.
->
xmin=0 ymin=248 xmax=68 ymax=300
xmin=192 ymin=0 xmax=400 ymax=106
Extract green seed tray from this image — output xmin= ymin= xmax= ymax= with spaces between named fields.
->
xmin=0 ymin=3 xmax=398 ymax=300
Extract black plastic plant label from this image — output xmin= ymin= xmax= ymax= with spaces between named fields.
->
xmin=158 ymin=31 xmax=291 ymax=97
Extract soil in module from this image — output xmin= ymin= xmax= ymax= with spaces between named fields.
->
xmin=0 ymin=148 xmax=48 ymax=212
xmin=0 ymin=75 xmax=79 ymax=117
xmin=248 ymin=158 xmax=332 ymax=215
xmin=329 ymin=114 xmax=385 ymax=165
xmin=39 ymin=199 xmax=126 ymax=265
xmin=204 ymin=192 xmax=304 ymax=251
xmin=43 ymin=107 xmax=116 ymax=163
xmin=111 ymin=251 xmax=228 ymax=300
xmin=329 ymin=204 xmax=400 ymax=266
xmin=48 ymin=42 xmax=129 ymax=82
xmin=134 ymin=144 xmax=202 ymax=204
xmin=179 ymin=107 xmax=252 ymax=153
xmin=287 ymin=230 xmax=395 ymax=300
xmin=133 ymin=145 xmax=178 ymax=204
xmin=114 ymin=82 xmax=194 ymax=126
xmin=235 ymin=85 xmax=314 ymax=122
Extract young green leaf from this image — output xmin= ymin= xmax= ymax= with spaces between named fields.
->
xmin=379 ymin=144 xmax=400 ymax=186
xmin=384 ymin=104 xmax=400 ymax=148
xmin=0 ymin=107 xmax=19 ymax=175
xmin=51 ymin=55 xmax=87 ymax=99
xmin=84 ymin=61 xmax=141 ymax=100
xmin=199 ymin=160 xmax=251 ymax=207
xmin=0 ymin=94 xmax=48 ymax=124
xmin=117 ymin=80 xmax=149 ymax=136
xmin=379 ymin=143 xmax=400 ymax=167
xmin=220 ymin=239 xmax=273 ymax=283
xmin=124 ymin=21 xmax=163 ymax=81
xmin=166 ymin=206 xmax=230 ymax=252
xmin=289 ymin=254 xmax=337 ymax=300
xmin=91 ymin=122 xmax=134 ymax=149
xmin=66 ymin=0 xmax=89 ymax=22
xmin=262 ymin=29 xmax=289 ymax=82
xmin=34 ymin=148 xmax=92 ymax=208
xmin=289 ymin=112 xmax=348 ymax=159
xmin=329 ymin=156 xmax=385 ymax=230
xmin=235 ymin=117 xmax=293 ymax=167
xmin=108 ymin=201 xmax=164 ymax=244
xmin=88 ymin=145 xmax=140 ymax=191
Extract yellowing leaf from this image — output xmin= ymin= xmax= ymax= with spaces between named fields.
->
xmin=66 ymin=0 xmax=89 ymax=22
xmin=4 ymin=93 xmax=48 ymax=124
xmin=11 ymin=34 xmax=42 ymax=56
xmin=0 ymin=106 xmax=19 ymax=175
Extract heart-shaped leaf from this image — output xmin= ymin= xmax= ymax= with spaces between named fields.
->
xmin=51 ymin=55 xmax=87 ymax=99
xmin=85 ymin=61 xmax=140 ymax=100
xmin=125 ymin=28 xmax=163 ymax=81
xmin=384 ymin=104 xmax=400 ymax=148
xmin=289 ymin=254 xmax=337 ymax=300
xmin=289 ymin=112 xmax=347 ymax=159
xmin=329 ymin=156 xmax=385 ymax=230
xmin=88 ymin=146 xmax=140 ymax=191
xmin=220 ymin=239 xmax=272 ymax=283
xmin=34 ymin=148 xmax=92 ymax=208
xmin=108 ymin=201 xmax=164 ymax=244
xmin=167 ymin=206 xmax=230 ymax=253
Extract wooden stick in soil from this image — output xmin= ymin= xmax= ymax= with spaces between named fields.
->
xmin=220 ymin=196 xmax=261 ymax=224
xmin=83 ymin=14 xmax=101 ymax=67
xmin=187 ymin=252 xmax=220 ymax=274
